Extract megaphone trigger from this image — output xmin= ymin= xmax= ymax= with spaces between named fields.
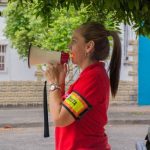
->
xmin=60 ymin=52 xmax=70 ymax=64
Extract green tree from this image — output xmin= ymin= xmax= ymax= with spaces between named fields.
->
xmin=4 ymin=2 xmax=117 ymax=58
xmin=8 ymin=0 xmax=150 ymax=37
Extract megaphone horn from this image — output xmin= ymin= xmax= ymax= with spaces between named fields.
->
xmin=28 ymin=46 xmax=69 ymax=68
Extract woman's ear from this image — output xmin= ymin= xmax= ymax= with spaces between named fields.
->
xmin=86 ymin=40 xmax=95 ymax=53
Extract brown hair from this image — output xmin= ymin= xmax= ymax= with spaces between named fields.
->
xmin=77 ymin=22 xmax=121 ymax=97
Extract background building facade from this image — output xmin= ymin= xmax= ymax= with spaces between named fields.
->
xmin=0 ymin=1 xmax=138 ymax=106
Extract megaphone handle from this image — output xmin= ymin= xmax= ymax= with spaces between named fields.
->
xmin=43 ymin=81 xmax=50 ymax=137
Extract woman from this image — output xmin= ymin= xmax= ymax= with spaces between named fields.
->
xmin=45 ymin=22 xmax=121 ymax=150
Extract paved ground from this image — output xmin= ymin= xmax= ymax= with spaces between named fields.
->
xmin=0 ymin=103 xmax=150 ymax=127
xmin=0 ymin=125 xmax=149 ymax=150
xmin=107 ymin=124 xmax=148 ymax=150
xmin=108 ymin=104 xmax=150 ymax=124
xmin=0 ymin=103 xmax=150 ymax=150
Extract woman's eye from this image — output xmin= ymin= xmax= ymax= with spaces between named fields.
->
xmin=72 ymin=39 xmax=76 ymax=44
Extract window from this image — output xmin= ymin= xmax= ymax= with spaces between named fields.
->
xmin=0 ymin=44 xmax=7 ymax=71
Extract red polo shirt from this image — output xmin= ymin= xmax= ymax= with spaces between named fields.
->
xmin=55 ymin=62 xmax=111 ymax=150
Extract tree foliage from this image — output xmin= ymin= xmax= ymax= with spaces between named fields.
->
xmin=4 ymin=1 xmax=118 ymax=58
xmin=8 ymin=0 xmax=150 ymax=37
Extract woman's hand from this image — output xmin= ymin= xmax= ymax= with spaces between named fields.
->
xmin=45 ymin=63 xmax=67 ymax=85
xmin=45 ymin=63 xmax=59 ymax=84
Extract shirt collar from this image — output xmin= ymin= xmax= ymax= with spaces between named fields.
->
xmin=80 ymin=61 xmax=105 ymax=77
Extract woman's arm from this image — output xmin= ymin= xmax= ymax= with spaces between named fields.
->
xmin=48 ymin=89 xmax=75 ymax=127
xmin=45 ymin=63 xmax=75 ymax=127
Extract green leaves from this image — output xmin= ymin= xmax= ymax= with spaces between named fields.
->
xmin=8 ymin=0 xmax=150 ymax=37
xmin=4 ymin=1 xmax=120 ymax=59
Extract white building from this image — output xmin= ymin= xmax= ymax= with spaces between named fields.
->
xmin=0 ymin=0 xmax=36 ymax=81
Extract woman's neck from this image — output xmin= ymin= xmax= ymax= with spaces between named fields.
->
xmin=80 ymin=59 xmax=98 ymax=71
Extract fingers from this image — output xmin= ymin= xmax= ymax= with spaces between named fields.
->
xmin=44 ymin=63 xmax=59 ymax=83
xmin=63 ymin=63 xmax=68 ymax=73
xmin=41 ymin=64 xmax=54 ymax=76
xmin=46 ymin=63 xmax=56 ymax=73
xmin=47 ymin=63 xmax=54 ymax=68
xmin=46 ymin=62 xmax=68 ymax=75
xmin=47 ymin=62 xmax=60 ymax=68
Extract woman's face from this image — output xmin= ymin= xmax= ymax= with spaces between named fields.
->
xmin=69 ymin=31 xmax=87 ymax=66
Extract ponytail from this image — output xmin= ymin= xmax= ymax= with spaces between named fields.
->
xmin=108 ymin=31 xmax=121 ymax=97
xmin=77 ymin=22 xmax=121 ymax=97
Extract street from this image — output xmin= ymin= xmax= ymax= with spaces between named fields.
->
xmin=0 ymin=124 xmax=149 ymax=150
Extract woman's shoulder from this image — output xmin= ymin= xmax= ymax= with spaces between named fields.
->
xmin=83 ymin=65 xmax=107 ymax=78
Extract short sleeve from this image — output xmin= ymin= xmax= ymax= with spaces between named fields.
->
xmin=62 ymin=71 xmax=105 ymax=119
xmin=73 ymin=73 xmax=103 ymax=106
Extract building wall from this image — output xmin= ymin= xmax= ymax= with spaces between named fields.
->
xmin=119 ymin=24 xmax=132 ymax=81
xmin=120 ymin=24 xmax=137 ymax=81
xmin=0 ymin=80 xmax=137 ymax=107
xmin=0 ymin=81 xmax=44 ymax=106
xmin=0 ymin=14 xmax=37 ymax=81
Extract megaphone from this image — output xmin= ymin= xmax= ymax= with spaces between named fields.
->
xmin=28 ymin=45 xmax=70 ymax=68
